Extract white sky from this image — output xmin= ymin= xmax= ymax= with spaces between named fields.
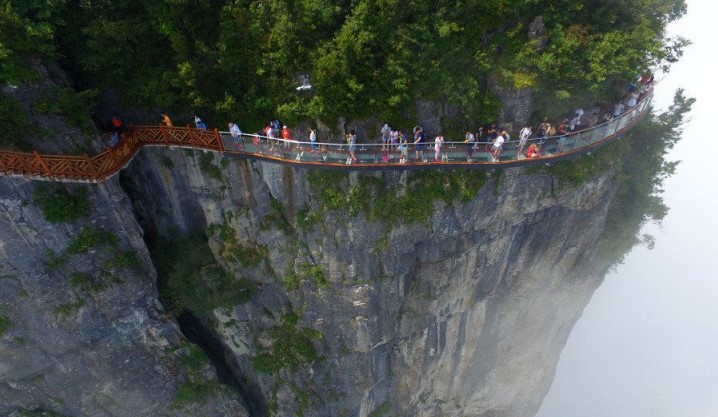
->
xmin=535 ymin=1 xmax=718 ymax=416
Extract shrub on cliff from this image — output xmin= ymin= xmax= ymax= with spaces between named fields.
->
xmin=0 ymin=93 xmax=32 ymax=150
xmin=154 ymin=234 xmax=257 ymax=314
xmin=33 ymin=184 xmax=90 ymax=223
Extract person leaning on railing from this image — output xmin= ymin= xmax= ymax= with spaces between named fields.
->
xmin=229 ymin=123 xmax=242 ymax=147
xmin=161 ymin=112 xmax=173 ymax=127
xmin=309 ymin=128 xmax=318 ymax=151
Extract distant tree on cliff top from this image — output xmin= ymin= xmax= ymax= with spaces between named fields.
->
xmin=1 ymin=0 xmax=687 ymax=128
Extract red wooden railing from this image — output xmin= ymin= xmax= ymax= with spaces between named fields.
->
xmin=0 ymin=126 xmax=223 ymax=182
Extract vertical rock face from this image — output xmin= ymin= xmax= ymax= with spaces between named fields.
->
xmin=489 ymin=77 xmax=534 ymax=131
xmin=119 ymin=148 xmax=620 ymax=417
xmin=0 ymin=178 xmax=247 ymax=417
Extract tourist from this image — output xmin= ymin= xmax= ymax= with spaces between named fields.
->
xmin=265 ymin=124 xmax=276 ymax=151
xmin=110 ymin=116 xmax=122 ymax=147
xmin=464 ymin=130 xmax=476 ymax=162
xmin=491 ymin=132 xmax=505 ymax=162
xmin=380 ymin=123 xmax=391 ymax=150
xmin=626 ymin=91 xmax=639 ymax=108
xmin=413 ymin=126 xmax=425 ymax=162
xmin=309 ymin=128 xmax=317 ymax=151
xmin=434 ymin=135 xmax=444 ymax=162
xmin=282 ymin=125 xmax=291 ymax=149
xmin=569 ymin=108 xmax=584 ymax=132
xmin=612 ymin=101 xmax=625 ymax=119
xmin=399 ymin=132 xmax=408 ymax=164
xmin=228 ymin=122 xmax=242 ymax=147
xmin=526 ymin=143 xmax=539 ymax=158
xmin=347 ymin=130 xmax=357 ymax=164
xmin=475 ymin=126 xmax=484 ymax=149
xmin=518 ymin=125 xmax=531 ymax=157
xmin=161 ymin=112 xmax=173 ymax=127
xmin=557 ymin=119 xmax=568 ymax=136
xmin=486 ymin=124 xmax=497 ymax=141
xmin=538 ymin=118 xmax=551 ymax=139
xmin=194 ymin=114 xmax=207 ymax=129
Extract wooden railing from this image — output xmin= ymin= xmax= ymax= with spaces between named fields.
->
xmin=0 ymin=126 xmax=223 ymax=182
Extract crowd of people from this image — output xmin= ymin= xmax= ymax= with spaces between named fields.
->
xmin=116 ymin=73 xmax=653 ymax=164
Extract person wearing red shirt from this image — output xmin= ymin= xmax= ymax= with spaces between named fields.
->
xmin=281 ymin=126 xmax=291 ymax=149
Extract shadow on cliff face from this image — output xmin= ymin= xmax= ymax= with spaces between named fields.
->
xmin=118 ymin=171 xmax=266 ymax=417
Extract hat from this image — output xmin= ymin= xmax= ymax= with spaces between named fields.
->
xmin=283 ymin=125 xmax=287 ymax=128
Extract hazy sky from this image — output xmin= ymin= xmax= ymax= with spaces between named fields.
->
xmin=535 ymin=1 xmax=718 ymax=416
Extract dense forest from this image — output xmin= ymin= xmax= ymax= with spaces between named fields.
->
xmin=1 ymin=0 xmax=687 ymax=134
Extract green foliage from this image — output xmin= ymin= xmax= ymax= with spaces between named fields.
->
xmin=0 ymin=314 xmax=14 ymax=336
xmin=154 ymin=234 xmax=257 ymax=314
xmin=532 ymin=90 xmax=692 ymax=267
xmin=198 ymin=152 xmax=222 ymax=180
xmin=66 ymin=227 xmax=117 ymax=255
xmin=171 ymin=343 xmax=224 ymax=408
xmin=46 ymin=251 xmax=67 ymax=272
xmin=69 ymin=270 xmax=112 ymax=293
xmin=31 ymin=88 xmax=98 ymax=133
xmin=261 ymin=197 xmax=291 ymax=232
xmin=598 ymin=90 xmax=694 ymax=266
xmin=207 ymin=221 xmax=235 ymax=244
xmin=0 ymin=93 xmax=31 ymax=149
xmin=231 ymin=243 xmax=269 ymax=268
xmin=368 ymin=402 xmax=392 ymax=417
xmin=281 ymin=311 xmax=299 ymax=326
xmin=208 ymin=220 xmax=269 ymax=268
xmin=307 ymin=170 xmax=489 ymax=224
xmin=55 ymin=299 xmax=84 ymax=316
xmin=250 ymin=324 xmax=322 ymax=374
xmin=69 ymin=272 xmax=91 ymax=291
xmin=46 ymin=227 xmax=118 ymax=272
xmin=171 ymin=380 xmax=223 ymax=408
xmin=0 ymin=2 xmax=62 ymax=84
xmin=2 ymin=0 xmax=686 ymax=131
xmin=283 ymin=270 xmax=301 ymax=291
xmin=16 ymin=409 xmax=70 ymax=417
xmin=296 ymin=205 xmax=320 ymax=231
xmin=299 ymin=262 xmax=327 ymax=288
xmin=103 ymin=251 xmax=141 ymax=270
xmin=33 ymin=184 xmax=90 ymax=224
xmin=290 ymin=383 xmax=312 ymax=416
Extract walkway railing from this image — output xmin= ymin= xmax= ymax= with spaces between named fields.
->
xmin=0 ymin=94 xmax=651 ymax=182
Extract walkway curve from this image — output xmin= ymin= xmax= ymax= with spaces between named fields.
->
xmin=0 ymin=94 xmax=651 ymax=183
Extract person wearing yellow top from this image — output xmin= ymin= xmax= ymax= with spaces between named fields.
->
xmin=161 ymin=112 xmax=173 ymax=127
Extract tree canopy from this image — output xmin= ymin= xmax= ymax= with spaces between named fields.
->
xmin=0 ymin=0 xmax=687 ymax=129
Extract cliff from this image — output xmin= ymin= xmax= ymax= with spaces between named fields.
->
xmin=0 ymin=177 xmax=247 ymax=416
xmin=113 ymin=147 xmax=620 ymax=417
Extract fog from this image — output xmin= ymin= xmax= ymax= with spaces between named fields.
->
xmin=535 ymin=1 xmax=718 ymax=416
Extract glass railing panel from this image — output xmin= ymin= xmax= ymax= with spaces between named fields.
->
xmin=215 ymin=94 xmax=653 ymax=166
xmin=616 ymin=114 xmax=629 ymax=131
xmin=589 ymin=123 xmax=608 ymax=144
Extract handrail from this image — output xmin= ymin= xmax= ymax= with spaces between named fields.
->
xmin=0 ymin=92 xmax=652 ymax=182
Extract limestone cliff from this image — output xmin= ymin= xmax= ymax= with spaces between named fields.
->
xmin=115 ymin=147 xmax=620 ymax=417
xmin=0 ymin=178 xmax=247 ymax=417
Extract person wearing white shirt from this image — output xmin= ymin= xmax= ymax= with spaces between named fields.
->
xmin=228 ymin=122 xmax=242 ymax=147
